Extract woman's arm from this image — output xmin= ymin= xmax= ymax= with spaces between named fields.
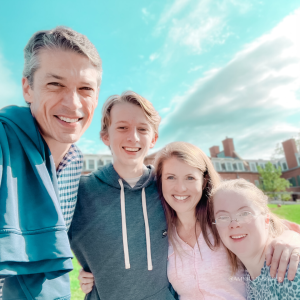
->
xmin=265 ymin=228 xmax=300 ymax=282
xmin=78 ymin=268 xmax=94 ymax=294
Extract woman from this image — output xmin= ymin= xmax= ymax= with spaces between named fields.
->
xmin=211 ymin=179 xmax=300 ymax=299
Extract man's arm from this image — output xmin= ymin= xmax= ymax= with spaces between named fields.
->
xmin=266 ymin=224 xmax=300 ymax=281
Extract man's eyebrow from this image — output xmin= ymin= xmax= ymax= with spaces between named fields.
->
xmin=46 ymin=73 xmax=65 ymax=80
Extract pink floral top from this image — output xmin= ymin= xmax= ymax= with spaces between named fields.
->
xmin=168 ymin=229 xmax=246 ymax=300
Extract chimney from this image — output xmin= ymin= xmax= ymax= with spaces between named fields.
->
xmin=222 ymin=137 xmax=235 ymax=157
xmin=209 ymin=146 xmax=220 ymax=158
xmin=282 ymin=139 xmax=298 ymax=169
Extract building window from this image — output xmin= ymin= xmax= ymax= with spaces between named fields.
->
xmin=298 ymin=157 xmax=300 ymax=166
xmin=88 ymin=159 xmax=95 ymax=170
xmin=250 ymin=163 xmax=256 ymax=172
xmin=221 ymin=163 xmax=226 ymax=171
xmin=282 ymin=163 xmax=287 ymax=171
xmin=98 ymin=159 xmax=104 ymax=168
xmin=83 ymin=161 xmax=86 ymax=171
xmin=106 ymin=160 xmax=112 ymax=165
xmin=232 ymin=163 xmax=238 ymax=171
xmin=214 ymin=162 xmax=221 ymax=171
xmin=226 ymin=163 xmax=232 ymax=171
xmin=297 ymin=175 xmax=300 ymax=186
xmin=254 ymin=180 xmax=259 ymax=187
xmin=238 ymin=163 xmax=244 ymax=171
xmin=288 ymin=177 xmax=296 ymax=187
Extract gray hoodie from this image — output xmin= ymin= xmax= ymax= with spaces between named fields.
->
xmin=69 ymin=163 xmax=175 ymax=300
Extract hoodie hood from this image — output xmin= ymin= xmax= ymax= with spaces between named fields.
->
xmin=94 ymin=163 xmax=155 ymax=191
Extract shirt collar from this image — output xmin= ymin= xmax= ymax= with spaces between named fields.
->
xmin=56 ymin=144 xmax=82 ymax=175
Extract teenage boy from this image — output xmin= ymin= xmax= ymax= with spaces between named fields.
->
xmin=0 ymin=26 xmax=101 ymax=299
xmin=69 ymin=91 xmax=176 ymax=300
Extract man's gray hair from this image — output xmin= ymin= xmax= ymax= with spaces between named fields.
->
xmin=23 ymin=26 xmax=102 ymax=87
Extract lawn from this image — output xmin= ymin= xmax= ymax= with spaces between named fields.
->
xmin=69 ymin=204 xmax=300 ymax=299
xmin=268 ymin=204 xmax=300 ymax=224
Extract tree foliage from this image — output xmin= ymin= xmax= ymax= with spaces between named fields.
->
xmin=257 ymin=162 xmax=291 ymax=200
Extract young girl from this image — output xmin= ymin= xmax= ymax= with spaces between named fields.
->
xmin=211 ymin=179 xmax=300 ymax=299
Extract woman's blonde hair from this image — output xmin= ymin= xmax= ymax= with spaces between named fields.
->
xmin=210 ymin=178 xmax=286 ymax=273
xmin=154 ymin=141 xmax=221 ymax=250
xmin=100 ymin=91 xmax=161 ymax=139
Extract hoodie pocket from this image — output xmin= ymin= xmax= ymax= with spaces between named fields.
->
xmin=143 ymin=285 xmax=175 ymax=300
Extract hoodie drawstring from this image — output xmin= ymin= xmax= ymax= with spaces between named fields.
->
xmin=119 ymin=179 xmax=130 ymax=269
xmin=142 ymin=187 xmax=153 ymax=271
xmin=118 ymin=179 xmax=153 ymax=271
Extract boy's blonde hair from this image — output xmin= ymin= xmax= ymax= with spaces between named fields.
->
xmin=210 ymin=178 xmax=286 ymax=273
xmin=100 ymin=91 xmax=161 ymax=138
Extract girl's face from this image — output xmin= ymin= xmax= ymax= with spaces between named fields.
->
xmin=162 ymin=157 xmax=204 ymax=217
xmin=213 ymin=190 xmax=269 ymax=259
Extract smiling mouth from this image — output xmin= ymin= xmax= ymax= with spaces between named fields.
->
xmin=123 ymin=147 xmax=141 ymax=152
xmin=173 ymin=195 xmax=189 ymax=201
xmin=230 ymin=234 xmax=247 ymax=240
xmin=56 ymin=116 xmax=83 ymax=123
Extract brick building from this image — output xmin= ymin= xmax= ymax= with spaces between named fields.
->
xmin=144 ymin=137 xmax=300 ymax=200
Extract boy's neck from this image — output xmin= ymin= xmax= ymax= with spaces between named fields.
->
xmin=113 ymin=161 xmax=144 ymax=179
xmin=239 ymin=238 xmax=271 ymax=280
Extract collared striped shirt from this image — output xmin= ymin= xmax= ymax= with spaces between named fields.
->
xmin=0 ymin=144 xmax=83 ymax=297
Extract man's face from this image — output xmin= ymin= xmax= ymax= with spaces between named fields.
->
xmin=102 ymin=102 xmax=158 ymax=170
xmin=23 ymin=49 xmax=99 ymax=145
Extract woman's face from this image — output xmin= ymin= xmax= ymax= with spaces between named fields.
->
xmin=213 ymin=190 xmax=269 ymax=260
xmin=161 ymin=157 xmax=204 ymax=217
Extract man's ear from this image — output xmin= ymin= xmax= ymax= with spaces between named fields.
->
xmin=149 ymin=133 xmax=158 ymax=149
xmin=22 ymin=77 xmax=33 ymax=104
xmin=101 ymin=132 xmax=110 ymax=147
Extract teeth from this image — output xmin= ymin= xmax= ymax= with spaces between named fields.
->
xmin=124 ymin=147 xmax=140 ymax=152
xmin=58 ymin=116 xmax=79 ymax=123
xmin=174 ymin=195 xmax=189 ymax=201
xmin=231 ymin=235 xmax=247 ymax=239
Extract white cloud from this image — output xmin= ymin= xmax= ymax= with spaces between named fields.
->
xmin=153 ymin=0 xmax=254 ymax=58
xmin=188 ymin=65 xmax=203 ymax=73
xmin=141 ymin=7 xmax=155 ymax=24
xmin=149 ymin=52 xmax=160 ymax=61
xmin=0 ymin=52 xmax=22 ymax=108
xmin=157 ymin=9 xmax=300 ymax=160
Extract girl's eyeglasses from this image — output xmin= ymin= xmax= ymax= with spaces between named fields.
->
xmin=213 ymin=211 xmax=260 ymax=227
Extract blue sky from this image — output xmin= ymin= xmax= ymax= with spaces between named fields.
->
xmin=0 ymin=0 xmax=300 ymax=159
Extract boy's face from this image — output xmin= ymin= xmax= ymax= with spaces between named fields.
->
xmin=102 ymin=102 xmax=158 ymax=172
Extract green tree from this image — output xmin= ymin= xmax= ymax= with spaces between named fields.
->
xmin=257 ymin=162 xmax=291 ymax=200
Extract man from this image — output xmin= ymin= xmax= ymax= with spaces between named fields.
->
xmin=0 ymin=26 xmax=101 ymax=299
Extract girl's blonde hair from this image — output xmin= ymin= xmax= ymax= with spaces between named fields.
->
xmin=154 ymin=141 xmax=221 ymax=250
xmin=210 ymin=178 xmax=286 ymax=273
xmin=100 ymin=91 xmax=161 ymax=139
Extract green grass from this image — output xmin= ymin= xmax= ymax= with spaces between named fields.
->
xmin=268 ymin=204 xmax=300 ymax=224
xmin=69 ymin=204 xmax=300 ymax=299
xmin=69 ymin=256 xmax=85 ymax=300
